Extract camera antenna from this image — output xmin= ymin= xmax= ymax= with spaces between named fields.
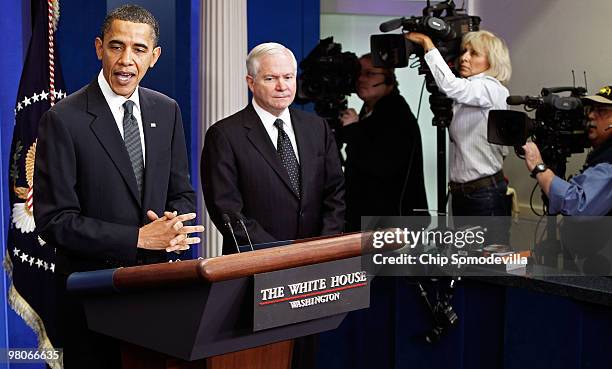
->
xmin=571 ymin=70 xmax=576 ymax=88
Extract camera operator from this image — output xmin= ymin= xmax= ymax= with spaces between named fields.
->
xmin=339 ymin=53 xmax=428 ymax=231
xmin=405 ymin=30 xmax=512 ymax=217
xmin=523 ymin=86 xmax=612 ymax=216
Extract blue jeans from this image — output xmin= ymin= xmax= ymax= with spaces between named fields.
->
xmin=451 ymin=180 xmax=509 ymax=216
xmin=452 ymin=180 xmax=510 ymax=245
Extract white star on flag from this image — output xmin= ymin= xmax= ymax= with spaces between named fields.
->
xmin=20 ymin=253 xmax=28 ymax=263
xmin=28 ymin=256 xmax=35 ymax=266
xmin=13 ymin=248 xmax=20 ymax=257
xmin=17 ymin=102 xmax=23 ymax=111
xmin=32 ymin=92 xmax=40 ymax=102
xmin=36 ymin=259 xmax=44 ymax=268
xmin=40 ymin=90 xmax=49 ymax=100
xmin=23 ymin=96 xmax=31 ymax=106
xmin=43 ymin=262 xmax=49 ymax=271
xmin=50 ymin=263 xmax=55 ymax=273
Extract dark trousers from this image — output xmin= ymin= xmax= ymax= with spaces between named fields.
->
xmin=451 ymin=177 xmax=509 ymax=216
xmin=451 ymin=178 xmax=511 ymax=245
xmin=55 ymin=275 xmax=122 ymax=369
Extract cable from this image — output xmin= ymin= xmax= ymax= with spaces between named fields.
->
xmin=398 ymin=77 xmax=428 ymax=216
xmin=533 ymin=213 xmax=547 ymax=252
xmin=416 ymin=78 xmax=426 ymax=122
xmin=398 ymin=142 xmax=417 ymax=216
xmin=529 ymin=182 xmax=545 ymax=217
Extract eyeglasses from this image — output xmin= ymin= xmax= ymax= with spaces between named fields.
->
xmin=584 ymin=106 xmax=612 ymax=116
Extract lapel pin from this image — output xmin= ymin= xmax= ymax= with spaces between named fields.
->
xmin=150 ymin=123 xmax=157 ymax=128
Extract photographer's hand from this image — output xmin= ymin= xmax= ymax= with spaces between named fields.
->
xmin=523 ymin=142 xmax=554 ymax=195
xmin=405 ymin=32 xmax=435 ymax=53
xmin=340 ymin=109 xmax=359 ymax=126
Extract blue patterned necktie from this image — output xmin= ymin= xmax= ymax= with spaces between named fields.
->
xmin=122 ymin=100 xmax=144 ymax=195
xmin=274 ymin=118 xmax=301 ymax=198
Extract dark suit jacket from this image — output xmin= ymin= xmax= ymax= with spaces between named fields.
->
xmin=201 ymin=104 xmax=345 ymax=254
xmin=339 ymin=91 xmax=428 ymax=231
xmin=34 ymin=79 xmax=195 ymax=274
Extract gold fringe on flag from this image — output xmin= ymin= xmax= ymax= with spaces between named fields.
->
xmin=3 ymin=250 xmax=63 ymax=369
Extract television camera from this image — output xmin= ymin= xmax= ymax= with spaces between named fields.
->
xmin=370 ymin=0 xmax=481 ymax=214
xmin=488 ymin=86 xmax=590 ymax=178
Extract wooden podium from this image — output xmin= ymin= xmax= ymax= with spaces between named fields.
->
xmin=67 ymin=233 xmax=373 ymax=369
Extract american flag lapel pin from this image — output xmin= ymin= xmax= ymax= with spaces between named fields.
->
xmin=150 ymin=122 xmax=157 ymax=128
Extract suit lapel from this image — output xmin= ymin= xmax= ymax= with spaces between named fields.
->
xmin=243 ymin=105 xmax=298 ymax=198
xmin=139 ymin=88 xmax=162 ymax=212
xmin=291 ymin=109 xmax=314 ymax=203
xmin=87 ymin=80 xmax=142 ymax=206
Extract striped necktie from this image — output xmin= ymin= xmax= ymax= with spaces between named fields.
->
xmin=122 ymin=100 xmax=144 ymax=195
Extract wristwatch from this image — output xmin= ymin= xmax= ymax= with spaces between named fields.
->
xmin=530 ymin=163 xmax=547 ymax=178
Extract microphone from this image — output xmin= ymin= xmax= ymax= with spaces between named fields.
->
xmin=506 ymin=95 xmax=530 ymax=105
xmin=506 ymin=95 xmax=542 ymax=108
xmin=379 ymin=17 xmax=405 ymax=32
xmin=222 ymin=213 xmax=240 ymax=254
xmin=233 ymin=212 xmax=255 ymax=252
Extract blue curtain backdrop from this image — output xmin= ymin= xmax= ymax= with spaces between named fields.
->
xmin=316 ymin=278 xmax=612 ymax=369
xmin=247 ymin=0 xmax=320 ymax=69
xmin=247 ymin=0 xmax=320 ymax=113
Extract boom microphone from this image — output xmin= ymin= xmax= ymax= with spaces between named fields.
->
xmin=379 ymin=17 xmax=405 ymax=32
xmin=506 ymin=95 xmax=543 ymax=108
xmin=506 ymin=95 xmax=529 ymax=105
xmin=232 ymin=212 xmax=255 ymax=252
xmin=222 ymin=213 xmax=240 ymax=254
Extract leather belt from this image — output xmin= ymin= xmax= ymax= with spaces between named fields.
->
xmin=449 ymin=171 xmax=505 ymax=194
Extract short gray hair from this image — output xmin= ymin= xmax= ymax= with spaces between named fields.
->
xmin=246 ymin=42 xmax=297 ymax=77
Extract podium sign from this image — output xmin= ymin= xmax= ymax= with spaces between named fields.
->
xmin=67 ymin=232 xmax=384 ymax=368
xmin=254 ymin=256 xmax=370 ymax=331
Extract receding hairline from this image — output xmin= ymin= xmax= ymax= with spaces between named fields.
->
xmin=246 ymin=43 xmax=297 ymax=77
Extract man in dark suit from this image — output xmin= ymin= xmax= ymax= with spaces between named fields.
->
xmin=34 ymin=5 xmax=203 ymax=369
xmin=202 ymin=42 xmax=345 ymax=254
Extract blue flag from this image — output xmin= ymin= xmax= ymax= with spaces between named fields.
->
xmin=4 ymin=0 xmax=66 ymax=367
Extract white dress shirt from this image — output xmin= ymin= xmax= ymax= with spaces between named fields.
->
xmin=98 ymin=70 xmax=146 ymax=165
xmin=252 ymin=98 xmax=300 ymax=163
xmin=424 ymin=48 xmax=509 ymax=183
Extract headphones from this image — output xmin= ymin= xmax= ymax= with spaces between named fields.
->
xmin=372 ymin=72 xmax=397 ymax=88
xmin=383 ymin=73 xmax=396 ymax=86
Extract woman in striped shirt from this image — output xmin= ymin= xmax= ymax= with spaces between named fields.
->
xmin=406 ymin=30 xmax=512 ymax=218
